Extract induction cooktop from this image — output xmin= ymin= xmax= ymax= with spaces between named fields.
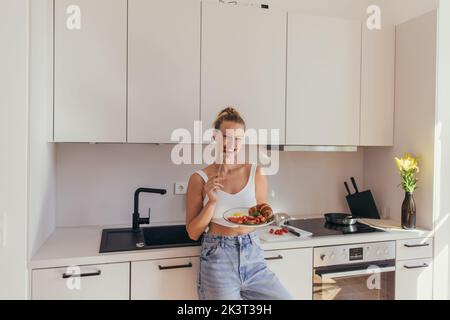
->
xmin=286 ymin=218 xmax=384 ymax=237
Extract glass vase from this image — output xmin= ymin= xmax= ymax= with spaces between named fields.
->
xmin=401 ymin=192 xmax=416 ymax=229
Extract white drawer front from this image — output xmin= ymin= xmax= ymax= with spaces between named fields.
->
xmin=131 ymin=257 xmax=199 ymax=300
xmin=396 ymin=238 xmax=433 ymax=261
xmin=264 ymin=248 xmax=313 ymax=300
xmin=32 ymin=263 xmax=130 ymax=300
xmin=395 ymin=258 xmax=433 ymax=300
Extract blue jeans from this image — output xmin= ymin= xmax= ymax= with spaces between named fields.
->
xmin=197 ymin=231 xmax=293 ymax=300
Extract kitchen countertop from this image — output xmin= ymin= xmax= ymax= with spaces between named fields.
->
xmin=30 ymin=217 xmax=433 ymax=269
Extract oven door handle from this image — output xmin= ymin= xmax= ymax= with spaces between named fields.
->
xmin=316 ymin=266 xmax=396 ymax=279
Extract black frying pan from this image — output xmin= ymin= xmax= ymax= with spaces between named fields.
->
xmin=324 ymin=213 xmax=358 ymax=225
xmin=324 ymin=221 xmax=358 ymax=233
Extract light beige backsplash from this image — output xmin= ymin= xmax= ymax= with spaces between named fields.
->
xmin=55 ymin=143 xmax=364 ymax=227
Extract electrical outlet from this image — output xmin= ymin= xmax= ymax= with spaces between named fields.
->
xmin=174 ymin=182 xmax=188 ymax=195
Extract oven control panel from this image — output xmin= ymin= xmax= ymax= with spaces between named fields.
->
xmin=314 ymin=241 xmax=396 ymax=267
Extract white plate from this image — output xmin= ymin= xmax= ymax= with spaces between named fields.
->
xmin=222 ymin=207 xmax=276 ymax=228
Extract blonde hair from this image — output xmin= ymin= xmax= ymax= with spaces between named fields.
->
xmin=213 ymin=106 xmax=246 ymax=130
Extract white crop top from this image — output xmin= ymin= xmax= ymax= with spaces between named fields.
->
xmin=195 ymin=164 xmax=258 ymax=228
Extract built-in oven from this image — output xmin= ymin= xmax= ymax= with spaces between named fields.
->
xmin=313 ymin=241 xmax=396 ymax=300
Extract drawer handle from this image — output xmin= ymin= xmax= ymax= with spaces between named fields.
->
xmin=265 ymin=255 xmax=283 ymax=261
xmin=62 ymin=270 xmax=101 ymax=279
xmin=404 ymin=243 xmax=430 ymax=248
xmin=158 ymin=262 xmax=193 ymax=270
xmin=404 ymin=263 xmax=429 ymax=270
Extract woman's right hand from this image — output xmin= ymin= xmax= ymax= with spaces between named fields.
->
xmin=204 ymin=175 xmax=224 ymax=204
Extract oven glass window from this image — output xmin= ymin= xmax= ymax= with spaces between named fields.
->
xmin=313 ymin=270 xmax=395 ymax=300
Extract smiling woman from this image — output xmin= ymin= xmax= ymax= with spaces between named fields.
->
xmin=185 ymin=107 xmax=292 ymax=300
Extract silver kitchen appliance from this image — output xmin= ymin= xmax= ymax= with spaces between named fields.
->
xmin=313 ymin=241 xmax=396 ymax=300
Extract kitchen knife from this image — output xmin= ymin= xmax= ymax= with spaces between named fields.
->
xmin=350 ymin=177 xmax=359 ymax=193
xmin=344 ymin=182 xmax=352 ymax=196
xmin=283 ymin=225 xmax=301 ymax=237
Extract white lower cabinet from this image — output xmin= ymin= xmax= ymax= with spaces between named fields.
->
xmin=131 ymin=257 xmax=199 ymax=300
xmin=130 ymin=248 xmax=313 ymax=300
xmin=395 ymin=238 xmax=433 ymax=300
xmin=264 ymin=248 xmax=313 ymax=300
xmin=395 ymin=258 xmax=433 ymax=300
xmin=396 ymin=238 xmax=433 ymax=261
xmin=31 ymin=263 xmax=130 ymax=300
xmin=32 ymin=240 xmax=436 ymax=300
xmin=31 ymin=249 xmax=312 ymax=300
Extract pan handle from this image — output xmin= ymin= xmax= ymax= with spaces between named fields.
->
xmin=350 ymin=177 xmax=359 ymax=193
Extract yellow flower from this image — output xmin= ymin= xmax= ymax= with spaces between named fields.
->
xmin=395 ymin=157 xmax=404 ymax=171
xmin=395 ymin=153 xmax=420 ymax=193
xmin=395 ymin=153 xmax=420 ymax=173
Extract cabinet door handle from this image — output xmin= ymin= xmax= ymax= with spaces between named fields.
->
xmin=404 ymin=243 xmax=430 ymax=248
xmin=62 ymin=270 xmax=101 ymax=279
xmin=404 ymin=263 xmax=429 ymax=270
xmin=265 ymin=255 xmax=283 ymax=261
xmin=158 ymin=262 xmax=193 ymax=270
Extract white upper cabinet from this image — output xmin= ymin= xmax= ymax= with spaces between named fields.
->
xmin=51 ymin=3 xmax=395 ymax=146
xmin=201 ymin=3 xmax=287 ymax=144
xmin=128 ymin=0 xmax=201 ymax=143
xmin=54 ymin=0 xmax=127 ymax=142
xmin=360 ymin=24 xmax=395 ymax=146
xmin=286 ymin=13 xmax=362 ymax=146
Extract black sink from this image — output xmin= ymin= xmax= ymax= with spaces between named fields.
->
xmin=142 ymin=225 xmax=201 ymax=247
xmin=99 ymin=225 xmax=202 ymax=253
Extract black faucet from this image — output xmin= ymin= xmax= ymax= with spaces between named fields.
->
xmin=132 ymin=187 xmax=167 ymax=232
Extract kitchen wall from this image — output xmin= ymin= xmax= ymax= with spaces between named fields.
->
xmin=28 ymin=0 xmax=56 ymax=259
xmin=363 ymin=11 xmax=438 ymax=230
xmin=0 ymin=0 xmax=30 ymax=299
xmin=433 ymin=1 xmax=450 ymax=300
xmin=375 ymin=0 xmax=438 ymax=24
xmin=55 ymin=144 xmax=364 ymax=227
